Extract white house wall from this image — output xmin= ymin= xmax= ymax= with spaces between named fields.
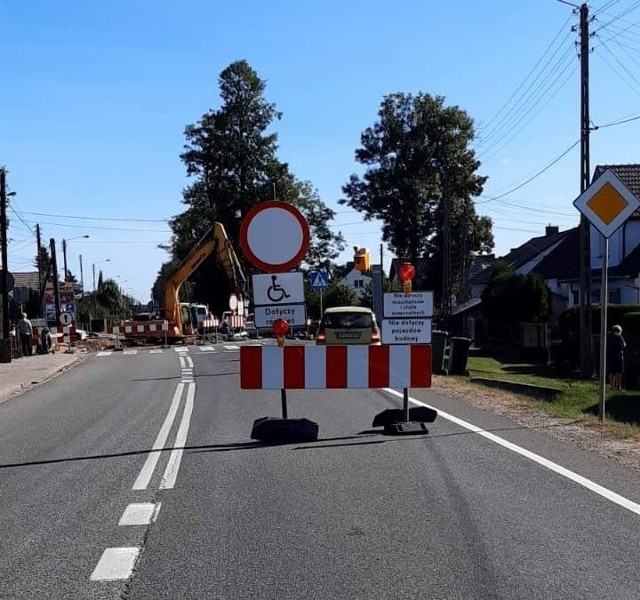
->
xmin=343 ymin=269 xmax=371 ymax=299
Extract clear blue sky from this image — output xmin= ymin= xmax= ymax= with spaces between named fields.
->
xmin=2 ymin=0 xmax=639 ymax=304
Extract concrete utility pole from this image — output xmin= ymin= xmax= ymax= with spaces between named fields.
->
xmin=1 ymin=168 xmax=9 ymax=339
xmin=578 ymin=2 xmax=593 ymax=378
xmin=557 ymin=0 xmax=593 ymax=376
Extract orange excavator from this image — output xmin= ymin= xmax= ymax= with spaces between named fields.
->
xmin=124 ymin=223 xmax=246 ymax=344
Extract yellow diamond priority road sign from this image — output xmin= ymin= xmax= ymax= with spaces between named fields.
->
xmin=574 ymin=169 xmax=640 ymax=238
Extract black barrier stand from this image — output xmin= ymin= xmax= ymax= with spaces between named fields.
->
xmin=250 ymin=321 xmax=319 ymax=443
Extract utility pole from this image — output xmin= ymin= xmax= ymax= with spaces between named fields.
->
xmin=36 ymin=224 xmax=44 ymax=318
xmin=79 ymin=254 xmax=84 ymax=293
xmin=442 ymin=167 xmax=452 ymax=331
xmin=578 ymin=2 xmax=593 ymax=377
xmin=50 ymin=238 xmax=61 ymax=324
xmin=1 ymin=168 xmax=9 ymax=340
xmin=62 ymin=238 xmax=68 ymax=282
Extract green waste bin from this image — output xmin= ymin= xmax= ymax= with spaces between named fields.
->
xmin=431 ymin=330 xmax=448 ymax=375
xmin=448 ymin=336 xmax=471 ymax=375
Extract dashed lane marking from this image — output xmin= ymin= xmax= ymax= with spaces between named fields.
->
xmin=118 ymin=502 xmax=161 ymax=526
xmin=90 ymin=547 xmax=140 ymax=581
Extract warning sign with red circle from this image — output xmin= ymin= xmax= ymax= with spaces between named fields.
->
xmin=239 ymin=201 xmax=310 ymax=272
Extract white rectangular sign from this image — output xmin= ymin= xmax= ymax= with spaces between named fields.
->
xmin=382 ymin=319 xmax=432 ymax=345
xmin=252 ymin=272 xmax=305 ymax=306
xmin=383 ymin=292 xmax=433 ymax=318
xmin=255 ymin=304 xmax=307 ymax=328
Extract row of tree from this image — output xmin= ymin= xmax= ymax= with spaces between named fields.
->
xmin=152 ymin=60 xmax=495 ymax=319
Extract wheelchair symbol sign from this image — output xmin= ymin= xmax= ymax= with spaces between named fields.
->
xmin=252 ymin=272 xmax=304 ymax=305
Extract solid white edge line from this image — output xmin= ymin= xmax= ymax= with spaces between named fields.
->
xmin=90 ymin=547 xmax=140 ymax=581
xmin=160 ymin=382 xmax=196 ymax=489
xmin=132 ymin=383 xmax=185 ymax=490
xmin=382 ymin=387 xmax=640 ymax=517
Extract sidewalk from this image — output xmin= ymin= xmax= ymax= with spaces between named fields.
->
xmin=0 ymin=351 xmax=84 ymax=404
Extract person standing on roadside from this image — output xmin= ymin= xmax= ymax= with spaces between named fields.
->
xmin=17 ymin=313 xmax=33 ymax=357
xmin=606 ymin=324 xmax=626 ymax=391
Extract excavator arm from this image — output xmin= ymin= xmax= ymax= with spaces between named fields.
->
xmin=164 ymin=223 xmax=246 ymax=335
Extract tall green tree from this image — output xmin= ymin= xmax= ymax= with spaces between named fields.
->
xmin=341 ymin=92 xmax=493 ymax=306
xmin=158 ymin=60 xmax=344 ymax=316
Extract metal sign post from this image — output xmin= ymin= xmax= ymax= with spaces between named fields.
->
xmin=573 ymin=169 xmax=640 ymax=421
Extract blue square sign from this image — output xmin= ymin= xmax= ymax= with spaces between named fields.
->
xmin=309 ymin=271 xmax=329 ymax=290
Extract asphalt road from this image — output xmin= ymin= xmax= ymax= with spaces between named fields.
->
xmin=2 ymin=341 xmax=640 ymax=599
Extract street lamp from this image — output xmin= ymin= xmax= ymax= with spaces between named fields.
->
xmin=62 ymin=235 xmax=89 ymax=282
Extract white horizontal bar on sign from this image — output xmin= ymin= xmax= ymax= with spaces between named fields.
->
xmin=381 ymin=318 xmax=432 ymax=344
xmin=254 ymin=304 xmax=306 ymax=328
xmin=383 ymin=291 xmax=434 ymax=318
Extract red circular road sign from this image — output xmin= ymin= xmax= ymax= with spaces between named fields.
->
xmin=239 ymin=201 xmax=310 ymax=272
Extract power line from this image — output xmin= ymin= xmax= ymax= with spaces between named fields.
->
xmin=594 ymin=0 xmax=640 ymax=32
xmin=477 ymin=16 xmax=572 ymax=140
xmin=594 ymin=111 xmax=640 ymax=128
xmin=21 ymin=210 xmax=171 ymax=223
xmin=477 ymin=42 xmax=576 ymax=155
xmin=484 ymin=139 xmax=580 ymax=200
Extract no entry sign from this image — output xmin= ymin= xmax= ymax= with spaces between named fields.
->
xmin=239 ymin=201 xmax=310 ymax=272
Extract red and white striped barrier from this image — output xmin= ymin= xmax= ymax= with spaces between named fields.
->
xmin=200 ymin=317 xmax=219 ymax=329
xmin=49 ymin=325 xmax=76 ymax=345
xmin=108 ymin=322 xmax=169 ymax=335
xmin=226 ymin=314 xmax=245 ymax=329
xmin=240 ymin=345 xmax=432 ymax=390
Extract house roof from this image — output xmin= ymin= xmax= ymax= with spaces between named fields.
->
xmin=470 ymin=227 xmax=571 ymax=285
xmin=532 ymin=224 xmax=640 ymax=282
xmin=593 ymin=164 xmax=640 ymax=202
xmin=533 ymin=227 xmax=580 ymax=280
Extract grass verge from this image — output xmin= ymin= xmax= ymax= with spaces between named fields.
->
xmin=457 ymin=354 xmax=640 ymax=441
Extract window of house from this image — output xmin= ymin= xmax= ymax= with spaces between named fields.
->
xmin=609 ymin=288 xmax=621 ymax=304
xmin=591 ymin=289 xmax=600 ymax=304
xmin=354 ymin=279 xmax=363 ymax=288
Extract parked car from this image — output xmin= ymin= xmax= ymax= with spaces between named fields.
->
xmin=315 ymin=306 xmax=381 ymax=345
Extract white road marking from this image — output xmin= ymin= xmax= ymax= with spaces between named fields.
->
xmin=179 ymin=356 xmax=186 ymax=369
xmin=123 ymin=349 xmax=138 ymax=356
xmin=199 ymin=346 xmax=215 ymax=352
xmin=90 ymin=547 xmax=140 ymax=581
xmin=223 ymin=345 xmax=240 ymax=351
xmin=149 ymin=349 xmax=163 ymax=354
xmin=97 ymin=351 xmax=112 ymax=357
xmin=132 ymin=383 xmax=185 ymax=491
xmin=118 ymin=502 xmax=161 ymax=526
xmin=174 ymin=347 xmax=189 ymax=353
xmin=383 ymin=388 xmax=640 ymax=516
xmin=186 ymin=356 xmax=193 ymax=368
xmin=160 ymin=382 xmax=195 ymax=490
